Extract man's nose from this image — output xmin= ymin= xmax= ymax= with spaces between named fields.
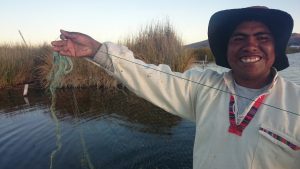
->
xmin=243 ymin=37 xmax=258 ymax=52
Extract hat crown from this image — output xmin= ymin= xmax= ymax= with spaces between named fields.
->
xmin=247 ymin=6 xmax=269 ymax=9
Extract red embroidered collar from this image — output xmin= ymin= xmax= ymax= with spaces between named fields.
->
xmin=228 ymin=94 xmax=267 ymax=136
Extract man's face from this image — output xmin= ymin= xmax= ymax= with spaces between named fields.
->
xmin=227 ymin=21 xmax=275 ymax=83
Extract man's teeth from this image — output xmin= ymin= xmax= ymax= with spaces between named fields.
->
xmin=241 ymin=57 xmax=260 ymax=63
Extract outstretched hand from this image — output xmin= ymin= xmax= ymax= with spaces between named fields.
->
xmin=51 ymin=30 xmax=102 ymax=57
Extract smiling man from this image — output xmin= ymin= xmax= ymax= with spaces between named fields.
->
xmin=227 ymin=21 xmax=275 ymax=88
xmin=52 ymin=6 xmax=300 ymax=169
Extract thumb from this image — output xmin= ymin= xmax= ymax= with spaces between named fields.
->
xmin=60 ymin=29 xmax=75 ymax=39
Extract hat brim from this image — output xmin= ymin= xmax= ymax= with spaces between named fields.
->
xmin=208 ymin=7 xmax=294 ymax=71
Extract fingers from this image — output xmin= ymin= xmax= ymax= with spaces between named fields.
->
xmin=51 ymin=30 xmax=77 ymax=56
xmin=51 ymin=40 xmax=66 ymax=50
xmin=51 ymin=40 xmax=66 ymax=46
xmin=51 ymin=45 xmax=65 ymax=53
xmin=52 ymin=39 xmax=76 ymax=57
xmin=51 ymin=44 xmax=72 ymax=56
xmin=59 ymin=50 xmax=72 ymax=56
xmin=51 ymin=40 xmax=69 ymax=54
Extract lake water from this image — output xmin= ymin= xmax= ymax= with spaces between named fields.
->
xmin=0 ymin=53 xmax=299 ymax=169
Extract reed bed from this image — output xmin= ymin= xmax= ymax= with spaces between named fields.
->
xmin=35 ymin=46 xmax=117 ymax=89
xmin=0 ymin=43 xmax=118 ymax=89
xmin=122 ymin=20 xmax=190 ymax=72
xmin=0 ymin=20 xmax=213 ymax=89
xmin=0 ymin=43 xmax=40 ymax=88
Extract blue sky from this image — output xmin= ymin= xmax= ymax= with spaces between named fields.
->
xmin=1 ymin=0 xmax=299 ymax=45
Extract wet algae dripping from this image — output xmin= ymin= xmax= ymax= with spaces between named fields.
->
xmin=48 ymin=52 xmax=94 ymax=169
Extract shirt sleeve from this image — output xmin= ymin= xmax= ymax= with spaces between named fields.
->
xmin=89 ymin=42 xmax=206 ymax=121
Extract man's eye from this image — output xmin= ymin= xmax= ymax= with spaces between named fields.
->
xmin=231 ymin=36 xmax=244 ymax=42
xmin=257 ymin=35 xmax=272 ymax=41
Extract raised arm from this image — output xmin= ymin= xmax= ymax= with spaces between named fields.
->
xmin=51 ymin=30 xmax=199 ymax=121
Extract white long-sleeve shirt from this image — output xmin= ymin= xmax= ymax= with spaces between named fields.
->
xmin=91 ymin=42 xmax=300 ymax=169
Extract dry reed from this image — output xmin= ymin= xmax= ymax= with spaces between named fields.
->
xmin=122 ymin=20 xmax=190 ymax=72
xmin=0 ymin=43 xmax=39 ymax=88
xmin=0 ymin=20 xmax=209 ymax=88
xmin=34 ymin=45 xmax=118 ymax=89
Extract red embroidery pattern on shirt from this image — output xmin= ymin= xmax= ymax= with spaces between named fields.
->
xmin=228 ymin=94 xmax=267 ymax=136
xmin=259 ymin=127 xmax=300 ymax=151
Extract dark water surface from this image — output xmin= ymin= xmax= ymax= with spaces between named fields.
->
xmin=0 ymin=53 xmax=299 ymax=169
xmin=0 ymin=89 xmax=194 ymax=169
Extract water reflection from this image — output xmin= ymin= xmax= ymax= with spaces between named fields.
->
xmin=53 ymin=89 xmax=183 ymax=135
xmin=0 ymin=88 xmax=194 ymax=169
xmin=0 ymin=87 xmax=49 ymax=115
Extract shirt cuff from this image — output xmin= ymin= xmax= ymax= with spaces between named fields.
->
xmin=90 ymin=42 xmax=115 ymax=73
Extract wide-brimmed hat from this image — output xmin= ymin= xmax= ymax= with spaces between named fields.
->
xmin=208 ymin=6 xmax=294 ymax=71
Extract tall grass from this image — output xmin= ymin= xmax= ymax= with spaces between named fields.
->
xmin=0 ymin=20 xmax=210 ymax=88
xmin=0 ymin=43 xmax=40 ymax=88
xmin=122 ymin=20 xmax=190 ymax=72
xmin=35 ymin=20 xmax=198 ymax=89
xmin=0 ymin=43 xmax=118 ymax=89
